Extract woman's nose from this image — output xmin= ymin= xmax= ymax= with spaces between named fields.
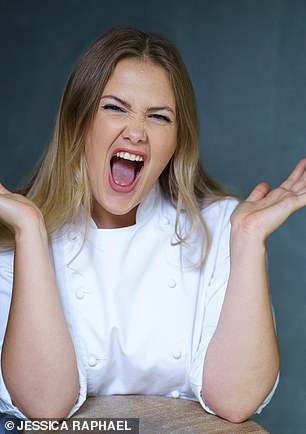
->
xmin=123 ymin=116 xmax=147 ymax=143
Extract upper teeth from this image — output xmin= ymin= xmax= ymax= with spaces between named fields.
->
xmin=116 ymin=152 xmax=144 ymax=162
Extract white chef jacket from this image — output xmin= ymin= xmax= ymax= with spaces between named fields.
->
xmin=0 ymin=183 xmax=278 ymax=419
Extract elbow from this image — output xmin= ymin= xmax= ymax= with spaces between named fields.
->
xmin=23 ymin=400 xmax=77 ymax=421
xmin=12 ymin=383 xmax=79 ymax=420
xmin=202 ymin=362 xmax=280 ymax=423
xmin=215 ymin=407 xmax=253 ymax=424
xmin=3 ymin=362 xmax=80 ymax=420
xmin=202 ymin=391 xmax=254 ymax=423
xmin=18 ymin=398 xmax=78 ymax=421
xmin=201 ymin=380 xmax=268 ymax=423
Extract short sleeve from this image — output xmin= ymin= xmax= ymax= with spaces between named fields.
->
xmin=0 ymin=248 xmax=87 ymax=419
xmin=189 ymin=199 xmax=236 ymax=414
xmin=189 ymin=199 xmax=278 ymax=415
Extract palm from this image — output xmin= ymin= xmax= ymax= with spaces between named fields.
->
xmin=231 ymin=159 xmax=306 ymax=240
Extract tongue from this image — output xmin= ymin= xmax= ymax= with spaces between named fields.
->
xmin=111 ymin=158 xmax=136 ymax=186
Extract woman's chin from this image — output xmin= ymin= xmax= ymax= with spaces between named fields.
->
xmin=104 ymin=197 xmax=139 ymax=216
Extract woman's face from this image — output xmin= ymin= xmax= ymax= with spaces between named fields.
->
xmin=85 ymin=57 xmax=177 ymax=228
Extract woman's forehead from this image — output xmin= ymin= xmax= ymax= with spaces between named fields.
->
xmin=102 ymin=57 xmax=176 ymax=109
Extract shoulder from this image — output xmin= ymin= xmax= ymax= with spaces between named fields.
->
xmin=202 ymin=196 xmax=240 ymax=221
xmin=200 ymin=196 xmax=240 ymax=241
xmin=159 ymin=193 xmax=240 ymax=230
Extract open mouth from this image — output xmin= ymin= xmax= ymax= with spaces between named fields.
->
xmin=109 ymin=151 xmax=144 ymax=191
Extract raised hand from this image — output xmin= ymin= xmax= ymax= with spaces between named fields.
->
xmin=0 ymin=183 xmax=44 ymax=235
xmin=230 ymin=158 xmax=306 ymax=241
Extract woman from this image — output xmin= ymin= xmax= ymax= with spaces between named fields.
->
xmin=0 ymin=27 xmax=304 ymax=423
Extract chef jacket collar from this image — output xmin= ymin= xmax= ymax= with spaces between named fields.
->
xmin=64 ymin=182 xmax=163 ymax=266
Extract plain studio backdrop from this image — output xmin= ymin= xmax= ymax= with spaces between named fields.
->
xmin=1 ymin=1 xmax=305 ymax=433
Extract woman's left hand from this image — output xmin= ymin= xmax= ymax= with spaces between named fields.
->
xmin=230 ymin=158 xmax=306 ymax=241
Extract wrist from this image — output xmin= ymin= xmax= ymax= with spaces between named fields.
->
xmin=14 ymin=214 xmax=48 ymax=244
xmin=230 ymin=221 xmax=266 ymax=252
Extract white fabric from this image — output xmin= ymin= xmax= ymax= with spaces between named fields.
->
xmin=0 ymin=184 xmax=278 ymax=419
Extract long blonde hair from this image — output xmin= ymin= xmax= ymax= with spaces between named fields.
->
xmin=0 ymin=27 xmax=228 ymax=261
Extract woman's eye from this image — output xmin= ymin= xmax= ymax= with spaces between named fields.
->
xmin=148 ymin=114 xmax=171 ymax=123
xmin=101 ymin=104 xmax=125 ymax=113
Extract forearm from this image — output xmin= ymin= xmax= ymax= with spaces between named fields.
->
xmin=1 ymin=221 xmax=79 ymax=419
xmin=202 ymin=226 xmax=279 ymax=422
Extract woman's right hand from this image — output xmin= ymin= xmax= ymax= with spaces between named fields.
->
xmin=0 ymin=183 xmax=45 ymax=236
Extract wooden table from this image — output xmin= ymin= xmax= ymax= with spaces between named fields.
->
xmin=73 ymin=396 xmax=269 ymax=433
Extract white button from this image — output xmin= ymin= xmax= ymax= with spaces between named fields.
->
xmin=170 ymin=390 xmax=180 ymax=398
xmin=168 ymin=279 xmax=176 ymax=288
xmin=172 ymin=350 xmax=182 ymax=360
xmin=75 ymin=288 xmax=85 ymax=300
xmin=88 ymin=356 xmax=97 ymax=367
xmin=68 ymin=231 xmax=77 ymax=241
xmin=161 ymin=216 xmax=170 ymax=225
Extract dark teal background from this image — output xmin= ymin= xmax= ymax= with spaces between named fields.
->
xmin=1 ymin=1 xmax=305 ymax=433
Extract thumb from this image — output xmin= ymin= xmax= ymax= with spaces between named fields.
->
xmin=246 ymin=182 xmax=270 ymax=202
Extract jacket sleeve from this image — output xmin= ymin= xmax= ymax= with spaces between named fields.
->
xmin=0 ymin=248 xmax=87 ymax=419
xmin=189 ymin=199 xmax=279 ymax=415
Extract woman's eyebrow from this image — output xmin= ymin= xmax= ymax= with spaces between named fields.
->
xmin=146 ymin=106 xmax=175 ymax=115
xmin=101 ymin=95 xmax=132 ymax=109
xmin=101 ymin=94 xmax=175 ymax=115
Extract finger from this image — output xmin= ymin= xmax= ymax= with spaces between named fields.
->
xmin=246 ymin=182 xmax=270 ymax=202
xmin=289 ymin=192 xmax=306 ymax=214
xmin=281 ymin=158 xmax=306 ymax=189
xmin=290 ymin=177 xmax=306 ymax=193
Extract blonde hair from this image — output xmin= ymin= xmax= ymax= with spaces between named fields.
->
xmin=0 ymin=27 xmax=228 ymax=263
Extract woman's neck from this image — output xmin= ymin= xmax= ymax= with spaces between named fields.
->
xmin=91 ymin=202 xmax=138 ymax=229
